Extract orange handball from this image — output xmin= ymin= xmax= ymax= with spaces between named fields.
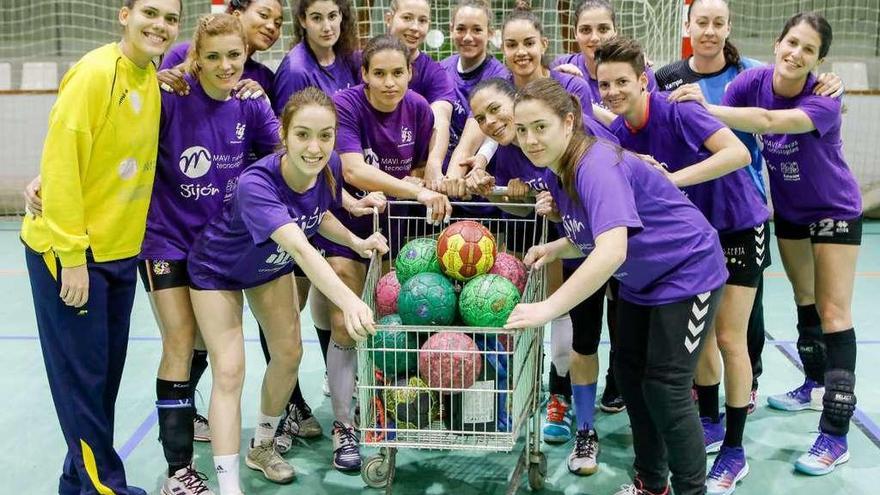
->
xmin=436 ymin=220 xmax=497 ymax=281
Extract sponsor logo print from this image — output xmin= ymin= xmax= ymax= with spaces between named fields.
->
xmin=118 ymin=158 xmax=138 ymax=180
xmin=179 ymin=146 xmax=213 ymax=179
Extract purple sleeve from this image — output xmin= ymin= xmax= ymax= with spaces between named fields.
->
xmin=673 ymin=100 xmax=726 ymax=149
xmin=797 ymin=94 xmax=841 ymax=137
xmin=421 ymin=61 xmax=457 ymax=104
xmin=160 ymin=43 xmax=189 ymax=70
xmin=579 ymin=153 xmax=643 ymax=238
xmin=238 ymin=174 xmax=294 ymax=244
xmin=550 ymin=53 xmax=577 ymax=70
xmin=247 ymin=99 xmax=282 ymax=158
xmin=645 ymin=65 xmax=658 ymax=92
xmin=333 ymin=91 xmax=366 ymax=154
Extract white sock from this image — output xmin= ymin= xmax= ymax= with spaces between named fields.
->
xmin=550 ymin=315 xmax=573 ymax=375
xmin=213 ymin=454 xmax=241 ymax=495
xmin=253 ymin=412 xmax=282 ymax=446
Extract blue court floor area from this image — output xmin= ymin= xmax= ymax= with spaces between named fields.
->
xmin=0 ymin=220 xmax=878 ymax=494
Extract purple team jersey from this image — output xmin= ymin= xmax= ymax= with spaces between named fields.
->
xmin=311 ymin=85 xmax=434 ymax=257
xmin=273 ymin=42 xmax=360 ymax=116
xmin=548 ymin=140 xmax=726 ymax=305
xmin=609 ymin=91 xmax=768 ymax=233
xmin=408 ymin=51 xmax=457 ymax=106
xmin=722 ymin=67 xmax=861 ymax=224
xmin=552 ymin=52 xmax=657 ymax=108
xmin=161 ymin=42 xmax=276 ymax=100
xmin=187 ymin=153 xmax=343 ymax=290
xmin=440 ymin=54 xmax=509 ymax=150
xmin=141 ymin=74 xmax=281 ymax=260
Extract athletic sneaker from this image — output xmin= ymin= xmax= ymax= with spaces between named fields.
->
xmin=599 ymin=388 xmax=626 ymax=414
xmin=567 ymin=428 xmax=599 ymax=475
xmin=747 ymin=389 xmax=758 ymax=415
xmin=275 ymin=402 xmax=323 ymax=453
xmin=767 ymin=378 xmax=824 ymax=411
xmin=332 ymin=421 xmax=362 ymax=471
xmin=706 ymin=445 xmax=749 ymax=495
xmin=542 ymin=394 xmax=573 ymax=443
xmin=702 ymin=414 xmax=725 ymax=454
xmin=613 ymin=479 xmax=670 ymax=495
xmin=161 ymin=465 xmax=213 ymax=495
xmin=322 ymin=372 xmax=330 ymax=397
xmin=794 ymin=432 xmax=850 ymax=475
xmin=193 ymin=413 xmax=211 ymax=442
xmin=245 ymin=438 xmax=296 ymax=484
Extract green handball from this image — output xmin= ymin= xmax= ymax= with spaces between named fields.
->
xmin=395 ymin=238 xmax=441 ymax=284
xmin=397 ymin=272 xmax=457 ymax=326
xmin=459 ymin=274 xmax=521 ymax=327
xmin=379 ymin=313 xmax=403 ymax=325
xmin=368 ymin=325 xmax=418 ymax=379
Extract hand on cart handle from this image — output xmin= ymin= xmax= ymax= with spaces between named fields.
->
xmin=523 ymin=243 xmax=558 ymax=270
xmin=441 ymin=176 xmax=470 ymax=199
xmin=504 ymin=301 xmax=554 ymax=330
xmin=356 ymin=232 xmax=389 ymax=259
xmin=341 ymin=297 xmax=376 ymax=342
xmin=464 ymin=167 xmax=495 ymax=197
xmin=535 ymin=191 xmax=560 ymax=221
xmin=350 ymin=192 xmax=387 ymax=217
xmin=417 ymin=188 xmax=452 ymax=225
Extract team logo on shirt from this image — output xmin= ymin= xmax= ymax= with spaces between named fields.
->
xmin=235 ymin=122 xmax=246 ymax=141
xmin=265 ymin=244 xmax=293 ymax=267
xmin=780 ymin=161 xmax=800 ymax=181
xmin=179 ymin=146 xmax=213 ymax=178
xmin=363 ymin=148 xmax=380 ymax=168
xmin=400 ymin=126 xmax=413 ymax=145
xmin=118 ymin=158 xmax=138 ymax=180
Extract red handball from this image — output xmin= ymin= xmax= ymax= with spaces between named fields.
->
xmin=436 ymin=220 xmax=497 ymax=282
xmin=488 ymin=252 xmax=528 ymax=294
xmin=375 ymin=271 xmax=401 ymax=317
xmin=418 ymin=332 xmax=482 ymax=390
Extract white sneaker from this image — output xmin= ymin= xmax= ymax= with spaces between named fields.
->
xmin=193 ymin=413 xmax=211 ymax=442
xmin=567 ymin=428 xmax=599 ymax=476
xmin=322 ymin=372 xmax=330 ymax=397
xmin=161 ymin=465 xmax=214 ymax=495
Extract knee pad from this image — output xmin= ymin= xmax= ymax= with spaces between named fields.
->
xmin=819 ymin=369 xmax=856 ymax=436
xmin=796 ymin=326 xmax=826 ymax=383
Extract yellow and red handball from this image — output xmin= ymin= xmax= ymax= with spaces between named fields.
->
xmin=436 ymin=220 xmax=497 ymax=281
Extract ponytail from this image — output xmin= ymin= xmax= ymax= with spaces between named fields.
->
xmin=722 ymin=40 xmax=744 ymax=72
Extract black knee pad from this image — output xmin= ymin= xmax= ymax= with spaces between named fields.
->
xmin=797 ymin=325 xmax=827 ymax=383
xmin=819 ymin=369 xmax=856 ymax=436
xmin=157 ymin=399 xmax=195 ymax=465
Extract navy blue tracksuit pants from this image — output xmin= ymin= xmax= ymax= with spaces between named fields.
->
xmin=25 ymin=247 xmax=138 ymax=495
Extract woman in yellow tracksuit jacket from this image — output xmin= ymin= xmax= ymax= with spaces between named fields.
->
xmin=21 ymin=1 xmax=180 ymax=494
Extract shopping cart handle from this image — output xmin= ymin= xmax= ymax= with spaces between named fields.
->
xmin=486 ymin=186 xmax=537 ymax=199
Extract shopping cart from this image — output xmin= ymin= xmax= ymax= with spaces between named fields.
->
xmin=358 ymin=196 xmax=549 ymax=494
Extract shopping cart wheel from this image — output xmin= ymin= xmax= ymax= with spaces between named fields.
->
xmin=527 ymin=452 xmax=547 ymax=491
xmin=362 ymin=452 xmax=392 ymax=488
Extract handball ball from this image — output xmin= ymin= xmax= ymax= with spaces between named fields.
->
xmin=396 ymin=238 xmax=442 ymax=284
xmin=437 ymin=220 xmax=496 ymax=281
xmin=459 ymin=274 xmax=521 ymax=328
xmin=397 ymin=272 xmax=457 ymax=326
xmin=375 ymin=271 xmax=401 ymax=317
xmin=488 ymin=252 xmax=528 ymax=294
xmin=418 ymin=331 xmax=482 ymax=390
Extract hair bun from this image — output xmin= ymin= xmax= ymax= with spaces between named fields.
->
xmin=514 ymin=0 xmax=531 ymax=12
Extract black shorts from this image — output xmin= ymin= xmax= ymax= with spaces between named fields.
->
xmin=563 ymin=263 xmax=607 ymax=356
xmin=774 ymin=215 xmax=863 ymax=245
xmin=719 ymin=222 xmax=771 ymax=288
xmin=138 ymin=259 xmax=189 ymax=292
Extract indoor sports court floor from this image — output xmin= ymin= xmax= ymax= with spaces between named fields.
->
xmin=1 ymin=220 xmax=878 ymax=495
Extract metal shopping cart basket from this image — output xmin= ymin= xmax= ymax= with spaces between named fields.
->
xmin=358 ymin=196 xmax=549 ymax=493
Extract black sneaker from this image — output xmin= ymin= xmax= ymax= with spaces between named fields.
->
xmin=600 ymin=389 xmax=626 ymax=414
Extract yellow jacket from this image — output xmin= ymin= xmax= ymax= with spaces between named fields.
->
xmin=21 ymin=43 xmax=160 ymax=267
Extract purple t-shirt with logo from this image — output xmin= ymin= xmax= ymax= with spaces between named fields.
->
xmin=408 ymin=51 xmax=457 ymax=106
xmin=722 ymin=66 xmax=861 ymax=224
xmin=551 ymin=52 xmax=657 ymax=108
xmin=187 ymin=153 xmax=343 ymax=290
xmin=610 ymin=91 xmax=768 ymax=233
xmin=141 ymin=74 xmax=280 ymax=260
xmin=161 ymin=42 xmax=276 ymax=100
xmin=313 ymin=85 xmax=433 ymax=253
xmin=548 ymin=140 xmax=726 ymax=305
xmin=273 ymin=42 xmax=360 ymax=116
